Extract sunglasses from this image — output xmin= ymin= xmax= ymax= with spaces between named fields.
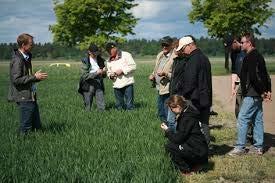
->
xmin=161 ymin=43 xmax=170 ymax=47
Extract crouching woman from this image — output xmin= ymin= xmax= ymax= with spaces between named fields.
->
xmin=160 ymin=95 xmax=208 ymax=174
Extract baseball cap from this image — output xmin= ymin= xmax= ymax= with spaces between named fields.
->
xmin=105 ymin=42 xmax=117 ymax=52
xmin=176 ymin=36 xmax=194 ymax=51
xmin=88 ymin=44 xmax=99 ymax=54
xmin=161 ymin=36 xmax=173 ymax=46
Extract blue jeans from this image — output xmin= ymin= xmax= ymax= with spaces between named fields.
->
xmin=167 ymin=107 xmax=176 ymax=132
xmin=157 ymin=93 xmax=169 ymax=122
xmin=17 ymin=101 xmax=41 ymax=133
xmin=114 ymin=84 xmax=134 ymax=110
xmin=236 ymin=96 xmax=264 ymax=149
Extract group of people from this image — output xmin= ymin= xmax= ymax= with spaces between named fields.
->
xmin=8 ymin=32 xmax=272 ymax=175
xmin=8 ymin=33 xmax=137 ymax=134
xmin=155 ymin=33 xmax=272 ymax=174
xmin=77 ymin=42 xmax=136 ymax=111
xmin=228 ymin=33 xmax=272 ymax=156
xmin=150 ymin=36 xmax=212 ymax=174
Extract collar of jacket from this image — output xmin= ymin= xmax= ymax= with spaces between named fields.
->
xmin=14 ymin=49 xmax=32 ymax=61
xmin=174 ymin=55 xmax=187 ymax=61
xmin=188 ymin=48 xmax=201 ymax=58
xmin=246 ymin=48 xmax=257 ymax=56
xmin=108 ymin=50 xmax=122 ymax=62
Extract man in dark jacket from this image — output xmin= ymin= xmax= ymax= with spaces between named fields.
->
xmin=229 ymin=33 xmax=272 ymax=156
xmin=9 ymin=33 xmax=48 ymax=134
xmin=78 ymin=44 xmax=106 ymax=111
xmin=174 ymin=35 xmax=213 ymax=145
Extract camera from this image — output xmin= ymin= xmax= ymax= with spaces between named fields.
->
xmin=160 ymin=77 xmax=169 ymax=86
xmin=151 ymin=80 xmax=156 ymax=88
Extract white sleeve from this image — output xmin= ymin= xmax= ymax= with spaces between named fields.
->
xmin=121 ymin=52 xmax=136 ymax=75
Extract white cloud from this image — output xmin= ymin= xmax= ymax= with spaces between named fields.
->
xmin=133 ymin=0 xmax=191 ymax=20
xmin=132 ymin=1 xmax=165 ymax=19
xmin=0 ymin=0 xmax=56 ymax=43
xmin=0 ymin=0 xmax=274 ymax=42
xmin=0 ymin=15 xmax=55 ymax=43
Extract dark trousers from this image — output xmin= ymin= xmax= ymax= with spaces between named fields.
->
xmin=200 ymin=107 xmax=210 ymax=144
xmin=165 ymin=142 xmax=208 ymax=172
xmin=83 ymin=85 xmax=105 ymax=111
xmin=114 ymin=84 xmax=134 ymax=110
xmin=17 ymin=101 xmax=41 ymax=134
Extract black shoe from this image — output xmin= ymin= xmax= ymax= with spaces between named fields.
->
xmin=209 ymin=110 xmax=218 ymax=116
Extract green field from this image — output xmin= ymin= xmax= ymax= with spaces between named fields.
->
xmin=1 ymin=58 xmax=275 ymax=182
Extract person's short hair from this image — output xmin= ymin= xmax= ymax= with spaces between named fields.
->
xmin=242 ymin=32 xmax=256 ymax=47
xmin=105 ymin=42 xmax=117 ymax=53
xmin=17 ymin=33 xmax=33 ymax=48
xmin=166 ymin=95 xmax=187 ymax=109
xmin=172 ymin=39 xmax=179 ymax=49
xmin=233 ymin=36 xmax=241 ymax=43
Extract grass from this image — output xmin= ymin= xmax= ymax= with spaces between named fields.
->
xmin=0 ymin=58 xmax=275 ymax=182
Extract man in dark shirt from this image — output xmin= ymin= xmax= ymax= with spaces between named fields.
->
xmin=229 ymin=33 xmax=272 ymax=156
xmin=230 ymin=37 xmax=255 ymax=143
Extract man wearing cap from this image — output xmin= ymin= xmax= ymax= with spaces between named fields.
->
xmin=78 ymin=44 xmax=106 ymax=111
xmin=149 ymin=36 xmax=176 ymax=124
xmin=105 ymin=42 xmax=136 ymax=110
xmin=175 ymin=35 xmax=212 ymax=145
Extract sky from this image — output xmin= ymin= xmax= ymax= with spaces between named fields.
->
xmin=0 ymin=0 xmax=274 ymax=43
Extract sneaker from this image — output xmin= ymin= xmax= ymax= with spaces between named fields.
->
xmin=228 ymin=147 xmax=246 ymax=156
xmin=249 ymin=147 xmax=264 ymax=155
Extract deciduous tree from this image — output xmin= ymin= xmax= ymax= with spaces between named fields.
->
xmin=189 ymin=0 xmax=274 ymax=71
xmin=50 ymin=0 xmax=138 ymax=50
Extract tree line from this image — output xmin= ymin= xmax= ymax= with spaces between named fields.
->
xmin=0 ymin=37 xmax=274 ymax=61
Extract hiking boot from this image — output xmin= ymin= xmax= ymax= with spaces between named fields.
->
xmin=228 ymin=147 xmax=246 ymax=156
xmin=249 ymin=147 xmax=264 ymax=155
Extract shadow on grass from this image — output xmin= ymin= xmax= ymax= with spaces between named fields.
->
xmin=264 ymin=133 xmax=275 ymax=152
xmin=209 ymin=144 xmax=234 ymax=157
xmin=105 ymin=101 xmax=149 ymax=110
xmin=43 ymin=122 xmax=67 ymax=134
xmin=209 ymin=124 xmax=223 ymax=130
xmin=203 ymin=160 xmax=215 ymax=173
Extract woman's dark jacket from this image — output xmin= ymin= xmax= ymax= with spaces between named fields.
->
xmin=165 ymin=103 xmax=208 ymax=158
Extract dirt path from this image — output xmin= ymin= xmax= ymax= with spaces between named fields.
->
xmin=212 ymin=75 xmax=275 ymax=149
